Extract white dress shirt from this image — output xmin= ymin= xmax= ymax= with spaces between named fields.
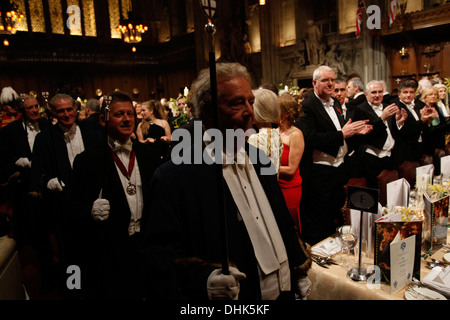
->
xmin=312 ymin=93 xmax=348 ymax=167
xmin=24 ymin=120 xmax=40 ymax=152
xmin=219 ymin=150 xmax=291 ymax=300
xmin=61 ymin=123 xmax=85 ymax=167
xmin=108 ymin=137 xmax=143 ymax=236
xmin=365 ymin=103 xmax=395 ymax=158
xmin=401 ymin=99 xmax=422 ymax=142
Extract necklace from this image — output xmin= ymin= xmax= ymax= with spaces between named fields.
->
xmin=110 ymin=148 xmax=137 ymax=195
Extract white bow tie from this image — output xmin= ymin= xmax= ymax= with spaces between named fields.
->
xmin=322 ymin=99 xmax=334 ymax=108
xmin=373 ymin=105 xmax=383 ymax=112
xmin=62 ymin=124 xmax=77 ymax=140
xmin=26 ymin=121 xmax=38 ymax=131
xmin=404 ymin=101 xmax=415 ymax=109
xmin=109 ymin=138 xmax=133 ymax=154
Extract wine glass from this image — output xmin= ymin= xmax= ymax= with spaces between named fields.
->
xmin=339 ymin=225 xmax=356 ymax=269
xmin=334 ymin=226 xmax=345 ymax=265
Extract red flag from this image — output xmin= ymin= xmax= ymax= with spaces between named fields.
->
xmin=356 ymin=0 xmax=365 ymax=38
xmin=389 ymin=0 xmax=398 ymax=26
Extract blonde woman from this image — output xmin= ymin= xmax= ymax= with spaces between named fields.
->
xmin=434 ymin=83 xmax=449 ymax=117
xmin=247 ymin=88 xmax=283 ymax=175
xmin=136 ymin=100 xmax=172 ymax=160
xmin=421 ymin=86 xmax=448 ymax=156
xmin=278 ymin=95 xmax=304 ymax=233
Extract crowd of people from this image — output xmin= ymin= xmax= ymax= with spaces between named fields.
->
xmin=0 ymin=63 xmax=449 ymax=300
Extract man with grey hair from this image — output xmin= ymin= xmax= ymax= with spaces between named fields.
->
xmin=417 ymin=77 xmax=432 ymax=99
xmin=353 ymin=80 xmax=408 ymax=187
xmin=345 ymin=77 xmax=366 ymax=121
xmin=0 ymin=94 xmax=50 ymax=248
xmin=296 ymin=66 xmax=372 ymax=245
xmin=141 ymin=62 xmax=311 ymax=300
xmin=29 ymin=93 xmax=101 ymax=296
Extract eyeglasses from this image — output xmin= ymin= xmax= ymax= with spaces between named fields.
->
xmin=318 ymin=78 xmax=336 ymax=83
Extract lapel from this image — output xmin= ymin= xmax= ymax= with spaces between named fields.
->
xmin=397 ymin=100 xmax=418 ymax=125
xmin=312 ymin=94 xmax=338 ymax=130
xmin=103 ymin=145 xmax=132 ymax=217
xmin=335 ymin=101 xmax=346 ymax=128
xmin=17 ymin=119 xmax=32 ymax=155
xmin=362 ymin=102 xmax=379 ymax=121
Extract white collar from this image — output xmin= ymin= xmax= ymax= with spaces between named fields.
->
xmin=108 ymin=136 xmax=133 ymax=154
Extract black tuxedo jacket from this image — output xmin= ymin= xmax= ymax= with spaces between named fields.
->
xmin=0 ymin=117 xmax=50 ymax=184
xmin=71 ymin=139 xmax=162 ymax=299
xmin=390 ymin=98 xmax=429 ymax=164
xmin=345 ymin=93 xmax=366 ymax=121
xmin=79 ymin=113 xmax=103 ymax=141
xmin=140 ymin=143 xmax=309 ymax=300
xmin=30 ymin=121 xmax=101 ymax=193
xmin=353 ymin=101 xmax=397 ymax=152
xmin=295 ymin=93 xmax=356 ymax=177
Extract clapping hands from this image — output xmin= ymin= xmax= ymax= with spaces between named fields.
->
xmin=342 ymin=119 xmax=373 ymax=138
xmin=420 ymin=106 xmax=438 ymax=124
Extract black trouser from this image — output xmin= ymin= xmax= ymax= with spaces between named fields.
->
xmin=300 ymin=163 xmax=347 ymax=246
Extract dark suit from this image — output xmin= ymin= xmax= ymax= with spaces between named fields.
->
xmin=345 ymin=93 xmax=366 ymax=121
xmin=353 ymin=102 xmax=397 ymax=187
xmin=29 ymin=122 xmax=102 ymax=291
xmin=0 ymin=117 xmax=50 ymax=246
xmin=140 ymin=143 xmax=309 ymax=300
xmin=296 ymin=93 xmax=358 ymax=245
xmin=72 ymin=140 xmax=161 ymax=299
xmin=391 ymin=98 xmax=429 ymax=166
xmin=79 ymin=113 xmax=103 ymax=141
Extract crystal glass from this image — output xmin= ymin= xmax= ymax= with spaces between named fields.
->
xmin=337 ymin=225 xmax=356 ymax=269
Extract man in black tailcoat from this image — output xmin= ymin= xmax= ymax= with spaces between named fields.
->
xmin=72 ymin=91 xmax=161 ymax=299
xmin=296 ymin=66 xmax=372 ymax=246
xmin=141 ymin=63 xmax=312 ymax=300
xmin=353 ymin=80 xmax=408 ymax=188
xmin=0 ymin=94 xmax=50 ymax=247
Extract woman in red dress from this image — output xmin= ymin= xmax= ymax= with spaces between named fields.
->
xmin=278 ymin=95 xmax=304 ymax=233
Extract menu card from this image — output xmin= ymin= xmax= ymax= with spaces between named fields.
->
xmin=441 ymin=156 xmax=450 ymax=181
xmin=386 ymin=178 xmax=410 ymax=211
xmin=390 ymin=233 xmax=416 ymax=294
xmin=374 ymin=212 xmax=422 ymax=283
xmin=423 ymin=193 xmax=449 ymax=254
xmin=416 ymin=164 xmax=434 ymax=188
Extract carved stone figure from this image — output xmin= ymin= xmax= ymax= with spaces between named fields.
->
xmin=324 ymin=44 xmax=347 ymax=77
xmin=305 ymin=20 xmax=322 ymax=65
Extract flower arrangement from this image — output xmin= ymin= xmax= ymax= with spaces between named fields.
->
xmin=278 ymin=83 xmax=300 ymax=95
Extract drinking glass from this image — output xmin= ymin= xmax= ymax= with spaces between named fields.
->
xmin=334 ymin=226 xmax=344 ymax=264
xmin=338 ymin=225 xmax=356 ymax=269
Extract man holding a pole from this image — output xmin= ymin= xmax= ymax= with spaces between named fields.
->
xmin=141 ymin=62 xmax=311 ymax=300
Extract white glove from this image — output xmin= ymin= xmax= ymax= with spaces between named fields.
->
xmin=47 ymin=178 xmax=65 ymax=192
xmin=15 ymin=157 xmax=31 ymax=168
xmin=207 ymin=267 xmax=246 ymax=300
xmin=91 ymin=198 xmax=110 ymax=221
xmin=297 ymin=275 xmax=312 ymax=300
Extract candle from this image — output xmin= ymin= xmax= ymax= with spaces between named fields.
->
xmin=284 ymin=85 xmax=288 ymax=92
xmin=184 ymin=87 xmax=189 ymax=97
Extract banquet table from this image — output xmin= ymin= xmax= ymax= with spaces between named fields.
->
xmin=307 ymin=229 xmax=450 ymax=300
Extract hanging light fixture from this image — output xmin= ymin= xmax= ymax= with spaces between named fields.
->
xmin=0 ymin=1 xmax=24 ymax=35
xmin=117 ymin=11 xmax=148 ymax=44
xmin=259 ymin=0 xmax=266 ymax=5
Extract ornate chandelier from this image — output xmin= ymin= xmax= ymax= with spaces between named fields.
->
xmin=117 ymin=11 xmax=148 ymax=43
xmin=0 ymin=2 xmax=24 ymax=35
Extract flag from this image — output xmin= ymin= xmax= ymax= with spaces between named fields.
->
xmin=356 ymin=0 xmax=365 ymax=38
xmin=389 ymin=0 xmax=398 ymax=26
